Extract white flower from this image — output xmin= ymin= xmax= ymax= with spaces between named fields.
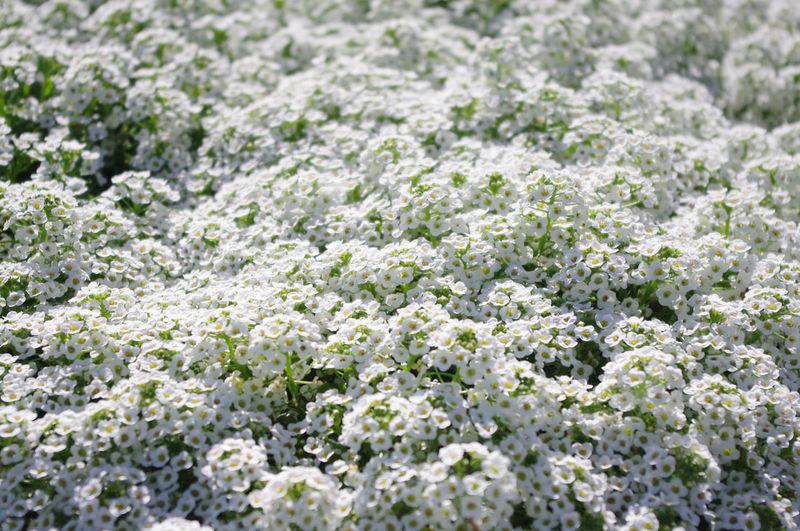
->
xmin=2 ymin=1 xmax=800 ymax=529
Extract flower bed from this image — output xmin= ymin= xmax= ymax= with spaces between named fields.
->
xmin=2 ymin=1 xmax=800 ymax=529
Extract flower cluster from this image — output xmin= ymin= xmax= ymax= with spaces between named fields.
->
xmin=2 ymin=0 xmax=800 ymax=530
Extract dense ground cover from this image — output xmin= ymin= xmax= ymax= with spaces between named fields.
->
xmin=2 ymin=0 xmax=800 ymax=529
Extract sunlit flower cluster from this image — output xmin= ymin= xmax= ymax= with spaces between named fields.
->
xmin=2 ymin=0 xmax=800 ymax=529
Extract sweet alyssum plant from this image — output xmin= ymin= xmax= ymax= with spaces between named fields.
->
xmin=2 ymin=0 xmax=800 ymax=530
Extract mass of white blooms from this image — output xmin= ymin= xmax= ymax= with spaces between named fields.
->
xmin=2 ymin=0 xmax=800 ymax=530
